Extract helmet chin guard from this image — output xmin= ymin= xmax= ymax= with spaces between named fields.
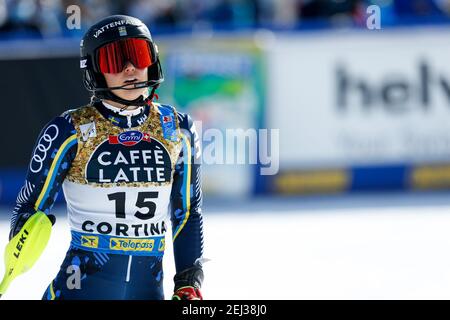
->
xmin=80 ymin=15 xmax=164 ymax=106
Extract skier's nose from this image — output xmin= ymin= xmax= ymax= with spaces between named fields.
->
xmin=123 ymin=61 xmax=136 ymax=74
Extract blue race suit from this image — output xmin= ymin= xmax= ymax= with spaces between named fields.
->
xmin=10 ymin=100 xmax=204 ymax=300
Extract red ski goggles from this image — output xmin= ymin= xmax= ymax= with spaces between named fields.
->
xmin=96 ymin=38 xmax=155 ymax=74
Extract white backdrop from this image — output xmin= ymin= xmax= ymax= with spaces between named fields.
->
xmin=267 ymin=27 xmax=450 ymax=169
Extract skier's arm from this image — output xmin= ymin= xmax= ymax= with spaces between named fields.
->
xmin=170 ymin=113 xmax=204 ymax=300
xmin=10 ymin=113 xmax=78 ymax=239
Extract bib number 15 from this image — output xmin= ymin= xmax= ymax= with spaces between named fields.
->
xmin=107 ymin=192 xmax=158 ymax=220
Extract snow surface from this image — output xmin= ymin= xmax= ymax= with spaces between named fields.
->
xmin=1 ymin=193 xmax=450 ymax=300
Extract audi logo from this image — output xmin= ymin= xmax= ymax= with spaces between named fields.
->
xmin=30 ymin=124 xmax=59 ymax=173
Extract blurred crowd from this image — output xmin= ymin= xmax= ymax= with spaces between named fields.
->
xmin=1 ymin=0 xmax=450 ymax=38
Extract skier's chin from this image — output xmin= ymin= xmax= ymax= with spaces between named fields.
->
xmin=112 ymin=89 xmax=146 ymax=102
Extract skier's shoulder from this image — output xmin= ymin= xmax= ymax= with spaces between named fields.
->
xmin=41 ymin=103 xmax=95 ymax=140
xmin=40 ymin=107 xmax=76 ymax=136
xmin=176 ymin=111 xmax=193 ymax=131
xmin=61 ymin=103 xmax=97 ymax=122
xmin=153 ymin=102 xmax=193 ymax=131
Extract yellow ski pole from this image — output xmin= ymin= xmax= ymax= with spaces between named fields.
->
xmin=0 ymin=211 xmax=52 ymax=298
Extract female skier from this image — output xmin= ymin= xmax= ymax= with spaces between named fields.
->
xmin=9 ymin=15 xmax=204 ymax=300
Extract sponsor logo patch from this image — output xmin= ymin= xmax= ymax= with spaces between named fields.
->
xmin=158 ymin=238 xmax=165 ymax=252
xmin=80 ymin=122 xmax=97 ymax=141
xmin=109 ymin=238 xmax=155 ymax=251
xmin=86 ymin=134 xmax=171 ymax=184
xmin=108 ymin=131 xmax=150 ymax=146
xmin=118 ymin=26 xmax=127 ymax=36
xmin=93 ymin=19 xmax=137 ymax=38
xmin=160 ymin=110 xmax=178 ymax=142
xmin=163 ymin=115 xmax=172 ymax=124
xmin=81 ymin=235 xmax=98 ymax=248
xmin=30 ymin=124 xmax=59 ymax=173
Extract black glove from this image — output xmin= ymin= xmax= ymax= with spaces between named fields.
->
xmin=172 ymin=265 xmax=204 ymax=300
xmin=9 ymin=212 xmax=55 ymax=240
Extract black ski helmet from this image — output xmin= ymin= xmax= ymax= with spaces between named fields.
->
xmin=80 ymin=15 xmax=164 ymax=106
